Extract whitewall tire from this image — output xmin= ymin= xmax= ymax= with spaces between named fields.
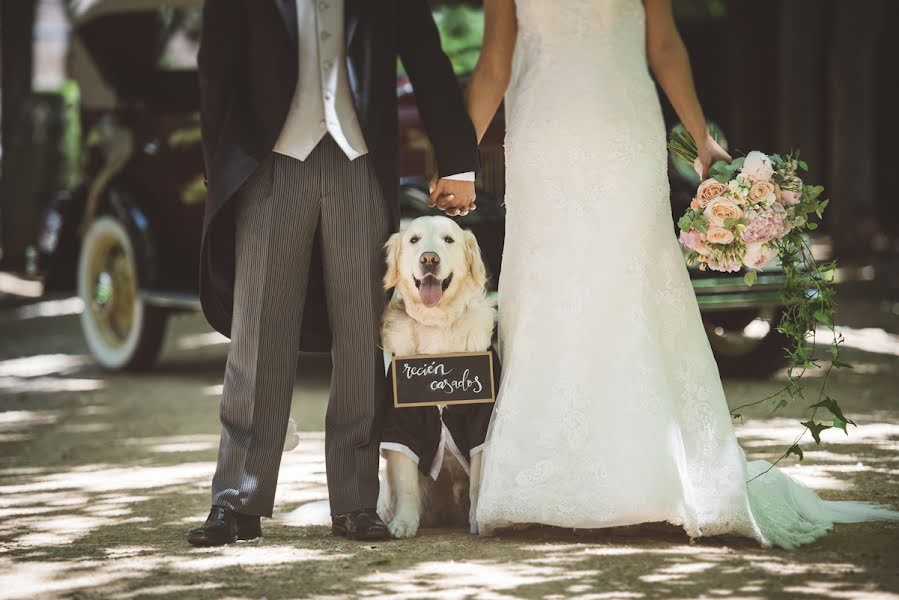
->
xmin=77 ymin=216 xmax=166 ymax=370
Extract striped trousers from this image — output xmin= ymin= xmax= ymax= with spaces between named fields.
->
xmin=211 ymin=137 xmax=390 ymax=517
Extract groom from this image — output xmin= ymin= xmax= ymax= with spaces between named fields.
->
xmin=188 ymin=0 xmax=479 ymax=545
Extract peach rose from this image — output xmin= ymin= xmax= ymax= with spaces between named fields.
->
xmin=748 ymin=180 xmax=778 ymax=205
xmin=704 ymin=197 xmax=744 ymax=227
xmin=694 ymin=178 xmax=728 ymax=210
xmin=706 ymin=227 xmax=735 ymax=245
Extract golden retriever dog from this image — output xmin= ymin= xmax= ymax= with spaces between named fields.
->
xmin=377 ymin=216 xmax=496 ymax=538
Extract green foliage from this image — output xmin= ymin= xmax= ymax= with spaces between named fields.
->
xmin=399 ymin=6 xmax=484 ymax=77
xmin=743 ymin=271 xmax=757 ymax=287
xmin=59 ymin=80 xmax=84 ymax=189
xmin=786 ymin=444 xmax=804 ymax=460
xmin=801 ymin=420 xmax=832 ymax=445
xmin=710 ymin=158 xmax=741 ymax=183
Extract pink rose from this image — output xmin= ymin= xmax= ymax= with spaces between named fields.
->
xmin=741 ymin=203 xmax=790 ymax=244
xmin=741 ymin=151 xmax=774 ymax=181
xmin=744 ymin=242 xmax=778 ymax=270
xmin=781 ymin=190 xmax=799 ymax=205
xmin=694 ymin=178 xmax=729 ymax=210
xmin=679 ymin=229 xmax=711 ymax=255
xmin=706 ymin=227 xmax=735 ymax=245
xmin=704 ymin=197 xmax=744 ymax=227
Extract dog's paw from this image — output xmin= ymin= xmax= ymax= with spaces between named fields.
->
xmin=469 ymin=507 xmax=479 ymax=535
xmin=388 ymin=512 xmax=420 ymax=539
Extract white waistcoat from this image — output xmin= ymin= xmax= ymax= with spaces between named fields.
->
xmin=273 ymin=0 xmax=368 ymax=161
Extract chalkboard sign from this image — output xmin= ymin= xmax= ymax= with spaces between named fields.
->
xmin=392 ymin=352 xmax=496 ymax=408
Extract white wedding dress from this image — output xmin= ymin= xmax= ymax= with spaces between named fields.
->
xmin=475 ymin=0 xmax=898 ymax=548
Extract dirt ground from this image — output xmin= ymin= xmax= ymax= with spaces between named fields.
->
xmin=1 ymin=295 xmax=898 ymax=599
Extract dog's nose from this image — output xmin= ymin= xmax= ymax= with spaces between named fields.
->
xmin=418 ymin=252 xmax=440 ymax=269
xmin=418 ymin=252 xmax=440 ymax=275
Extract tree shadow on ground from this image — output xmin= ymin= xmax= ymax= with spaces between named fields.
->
xmin=2 ymin=403 xmax=897 ymax=599
xmin=1 ymin=311 xmax=898 ymax=598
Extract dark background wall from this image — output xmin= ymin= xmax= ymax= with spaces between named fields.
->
xmin=0 ymin=0 xmax=896 ymax=272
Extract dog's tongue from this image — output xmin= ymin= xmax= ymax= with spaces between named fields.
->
xmin=419 ymin=276 xmax=443 ymax=308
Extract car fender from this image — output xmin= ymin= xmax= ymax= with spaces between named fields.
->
xmin=97 ymin=184 xmax=159 ymax=289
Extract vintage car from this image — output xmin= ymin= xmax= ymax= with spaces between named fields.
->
xmin=36 ymin=0 xmax=789 ymax=377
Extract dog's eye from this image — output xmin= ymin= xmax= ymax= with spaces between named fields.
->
xmin=410 ymin=235 xmax=420 ymax=244
xmin=444 ymin=236 xmax=455 ymax=244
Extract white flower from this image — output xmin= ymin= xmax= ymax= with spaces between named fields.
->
xmin=741 ymin=151 xmax=775 ymax=181
xmin=727 ymin=179 xmax=749 ymax=201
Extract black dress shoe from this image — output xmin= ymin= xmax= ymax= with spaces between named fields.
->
xmin=187 ymin=506 xmax=262 ymax=547
xmin=332 ymin=509 xmax=390 ymax=541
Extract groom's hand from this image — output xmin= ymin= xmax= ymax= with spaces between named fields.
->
xmin=428 ymin=178 xmax=477 ymax=217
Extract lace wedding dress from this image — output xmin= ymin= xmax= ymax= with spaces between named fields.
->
xmin=475 ymin=0 xmax=899 ymax=549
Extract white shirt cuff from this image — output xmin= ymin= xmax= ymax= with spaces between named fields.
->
xmin=442 ymin=171 xmax=476 ymax=182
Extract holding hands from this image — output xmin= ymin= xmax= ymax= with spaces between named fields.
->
xmin=428 ymin=177 xmax=477 ymax=217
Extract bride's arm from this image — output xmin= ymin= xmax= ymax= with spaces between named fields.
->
xmin=644 ymin=0 xmax=730 ymax=176
xmin=466 ymin=0 xmax=517 ymax=143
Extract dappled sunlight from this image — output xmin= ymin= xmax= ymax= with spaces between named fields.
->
xmin=125 ymin=434 xmax=220 ymax=455
xmin=0 ymin=546 xmax=350 ymax=600
xmin=737 ymin=418 xmax=899 ymax=452
xmin=0 ymin=462 xmax=216 ymax=495
xmin=816 ymin=326 xmax=899 ymax=357
xmin=0 ymin=305 xmax=896 ymax=598
xmin=0 ymin=353 xmax=90 ymax=377
xmin=270 ymin=435 xmax=330 ymax=508
xmin=0 ymin=409 xmax=61 ymax=429
xmin=13 ymin=515 xmax=131 ymax=548
xmin=0 ymin=353 xmax=105 ymax=394
xmin=732 ymin=417 xmax=899 ymax=492
xmin=110 ymin=582 xmax=227 ymax=599
xmin=10 ymin=297 xmax=84 ymax=320
xmin=782 ymin=580 xmax=890 ymax=599
xmin=0 ymin=376 xmax=106 ymax=394
xmin=357 ymin=559 xmax=598 ymax=598
xmin=639 ymin=560 xmax=717 ymax=583
xmin=176 ymin=331 xmax=230 ymax=351
xmin=180 ymin=544 xmax=352 ymax=571
xmin=280 ymin=500 xmax=332 ymax=526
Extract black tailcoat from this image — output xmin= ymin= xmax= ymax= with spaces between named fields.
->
xmin=198 ymin=0 xmax=479 ymax=344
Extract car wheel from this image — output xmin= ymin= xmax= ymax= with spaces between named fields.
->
xmin=704 ymin=307 xmax=791 ymax=379
xmin=78 ymin=216 xmax=167 ymax=371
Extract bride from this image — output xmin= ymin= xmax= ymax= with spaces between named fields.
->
xmin=449 ymin=0 xmax=898 ymax=548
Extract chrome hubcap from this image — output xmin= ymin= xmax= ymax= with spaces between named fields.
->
xmin=86 ymin=236 xmax=137 ymax=348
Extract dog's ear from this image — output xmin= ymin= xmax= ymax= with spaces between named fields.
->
xmin=383 ymin=232 xmax=402 ymax=290
xmin=463 ymin=229 xmax=487 ymax=291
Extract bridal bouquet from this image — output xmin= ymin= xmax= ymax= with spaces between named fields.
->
xmin=669 ymin=127 xmax=852 ymax=473
xmin=672 ymin=145 xmax=826 ymax=287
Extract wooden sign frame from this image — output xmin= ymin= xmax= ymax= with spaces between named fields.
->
xmin=391 ymin=351 xmax=496 ymax=408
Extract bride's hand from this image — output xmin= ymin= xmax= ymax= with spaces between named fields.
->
xmin=428 ymin=175 xmax=475 ymax=217
xmin=694 ymin=135 xmax=732 ymax=179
